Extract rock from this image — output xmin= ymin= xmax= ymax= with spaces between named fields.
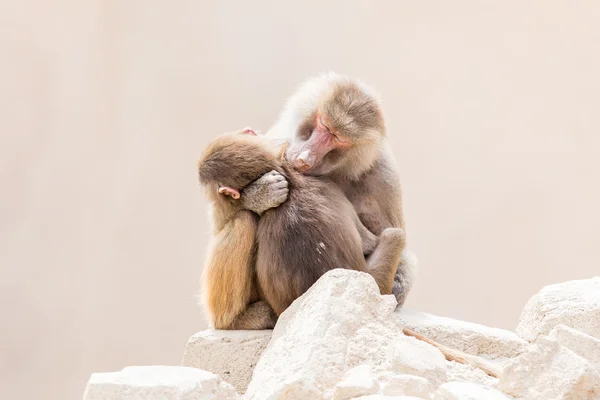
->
xmin=353 ymin=396 xmax=425 ymax=400
xmin=548 ymin=324 xmax=600 ymax=371
xmin=432 ymin=381 xmax=510 ymax=399
xmin=394 ymin=309 xmax=527 ymax=360
xmin=516 ymin=276 xmax=600 ymax=341
xmin=333 ymin=365 xmax=379 ymax=400
xmin=244 ymin=269 xmax=448 ymax=400
xmin=380 ymin=374 xmax=433 ymax=398
xmin=181 ymin=329 xmax=271 ymax=393
xmin=83 ymin=366 xmax=239 ymax=400
xmin=391 ymin=336 xmax=447 ymax=385
xmin=445 ymin=361 xmax=499 ymax=389
xmin=500 ymin=336 xmax=600 ymax=399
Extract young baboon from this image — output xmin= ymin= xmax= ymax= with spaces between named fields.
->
xmin=242 ymin=72 xmax=417 ymax=306
xmin=198 ymin=129 xmax=405 ymax=328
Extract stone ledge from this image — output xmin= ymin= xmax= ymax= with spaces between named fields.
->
xmin=394 ymin=309 xmax=527 ymax=360
xmin=181 ymin=328 xmax=272 ymax=393
xmin=83 ymin=366 xmax=238 ymax=400
xmin=180 ymin=307 xmax=522 ymax=395
xmin=82 ymin=273 xmax=600 ymax=400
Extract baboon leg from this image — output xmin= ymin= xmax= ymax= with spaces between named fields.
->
xmin=365 ymin=227 xmax=406 ymax=295
xmin=228 ymin=301 xmax=278 ymax=330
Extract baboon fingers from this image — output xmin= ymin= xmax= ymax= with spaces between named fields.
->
xmin=265 ymin=170 xmax=286 ymax=181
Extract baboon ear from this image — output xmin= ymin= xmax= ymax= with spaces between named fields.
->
xmin=241 ymin=127 xmax=258 ymax=136
xmin=218 ymin=186 xmax=240 ymax=199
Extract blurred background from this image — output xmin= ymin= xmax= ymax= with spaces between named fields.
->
xmin=1 ymin=1 xmax=599 ymax=399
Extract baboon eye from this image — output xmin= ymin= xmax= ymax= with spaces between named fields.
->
xmin=319 ymin=117 xmax=330 ymax=132
xmin=331 ymin=133 xmax=346 ymax=144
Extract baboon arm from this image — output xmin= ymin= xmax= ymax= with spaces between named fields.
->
xmin=241 ymin=170 xmax=289 ymax=215
xmin=350 ymin=156 xmax=405 ymax=235
xmin=355 ymin=215 xmax=379 ymax=256
xmin=202 ymin=210 xmax=257 ymax=329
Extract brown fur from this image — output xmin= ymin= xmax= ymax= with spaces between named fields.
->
xmin=198 ymin=130 xmax=405 ymax=327
xmin=198 ymin=134 xmax=280 ymax=200
xmin=260 ymin=72 xmax=414 ymax=306
xmin=256 ymin=161 xmax=404 ymax=314
xmin=199 ymin=199 xmax=274 ymax=329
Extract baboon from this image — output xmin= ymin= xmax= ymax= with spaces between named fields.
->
xmin=198 ymin=129 xmax=405 ymax=328
xmin=198 ymin=130 xmax=500 ymax=380
xmin=242 ymin=72 xmax=417 ymax=306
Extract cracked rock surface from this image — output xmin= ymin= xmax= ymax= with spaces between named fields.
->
xmin=83 ymin=272 xmax=600 ymax=400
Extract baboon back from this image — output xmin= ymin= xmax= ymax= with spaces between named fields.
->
xmin=255 ymin=174 xmax=365 ymax=314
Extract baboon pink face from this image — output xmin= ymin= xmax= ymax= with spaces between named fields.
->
xmin=286 ymin=114 xmax=352 ymax=176
xmin=283 ymin=78 xmax=385 ymax=177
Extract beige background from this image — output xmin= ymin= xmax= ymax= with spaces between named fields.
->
xmin=1 ymin=1 xmax=599 ymax=399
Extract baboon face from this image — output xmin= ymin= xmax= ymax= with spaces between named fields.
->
xmin=285 ymin=80 xmax=385 ymax=177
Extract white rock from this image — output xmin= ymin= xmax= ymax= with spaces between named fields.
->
xmin=353 ymin=396 xmax=425 ymax=400
xmin=445 ymin=361 xmax=499 ymax=389
xmin=549 ymin=324 xmax=600 ymax=371
xmin=391 ymin=336 xmax=447 ymax=385
xmin=516 ymin=276 xmax=600 ymax=341
xmin=333 ymin=365 xmax=379 ymax=400
xmin=500 ymin=336 xmax=600 ymax=399
xmin=395 ymin=309 xmax=527 ymax=359
xmin=432 ymin=381 xmax=510 ymax=399
xmin=181 ymin=329 xmax=271 ymax=393
xmin=380 ymin=374 xmax=433 ymax=398
xmin=83 ymin=366 xmax=239 ymax=400
xmin=244 ymin=269 xmax=448 ymax=400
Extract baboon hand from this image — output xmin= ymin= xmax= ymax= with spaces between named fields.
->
xmin=241 ymin=170 xmax=289 ymax=215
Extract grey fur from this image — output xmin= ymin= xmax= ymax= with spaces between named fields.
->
xmin=243 ymin=73 xmax=416 ymax=306
xmin=241 ymin=170 xmax=289 ymax=215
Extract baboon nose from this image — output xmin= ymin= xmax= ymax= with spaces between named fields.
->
xmin=293 ymin=156 xmax=311 ymax=171
xmin=293 ymin=150 xmax=313 ymax=171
